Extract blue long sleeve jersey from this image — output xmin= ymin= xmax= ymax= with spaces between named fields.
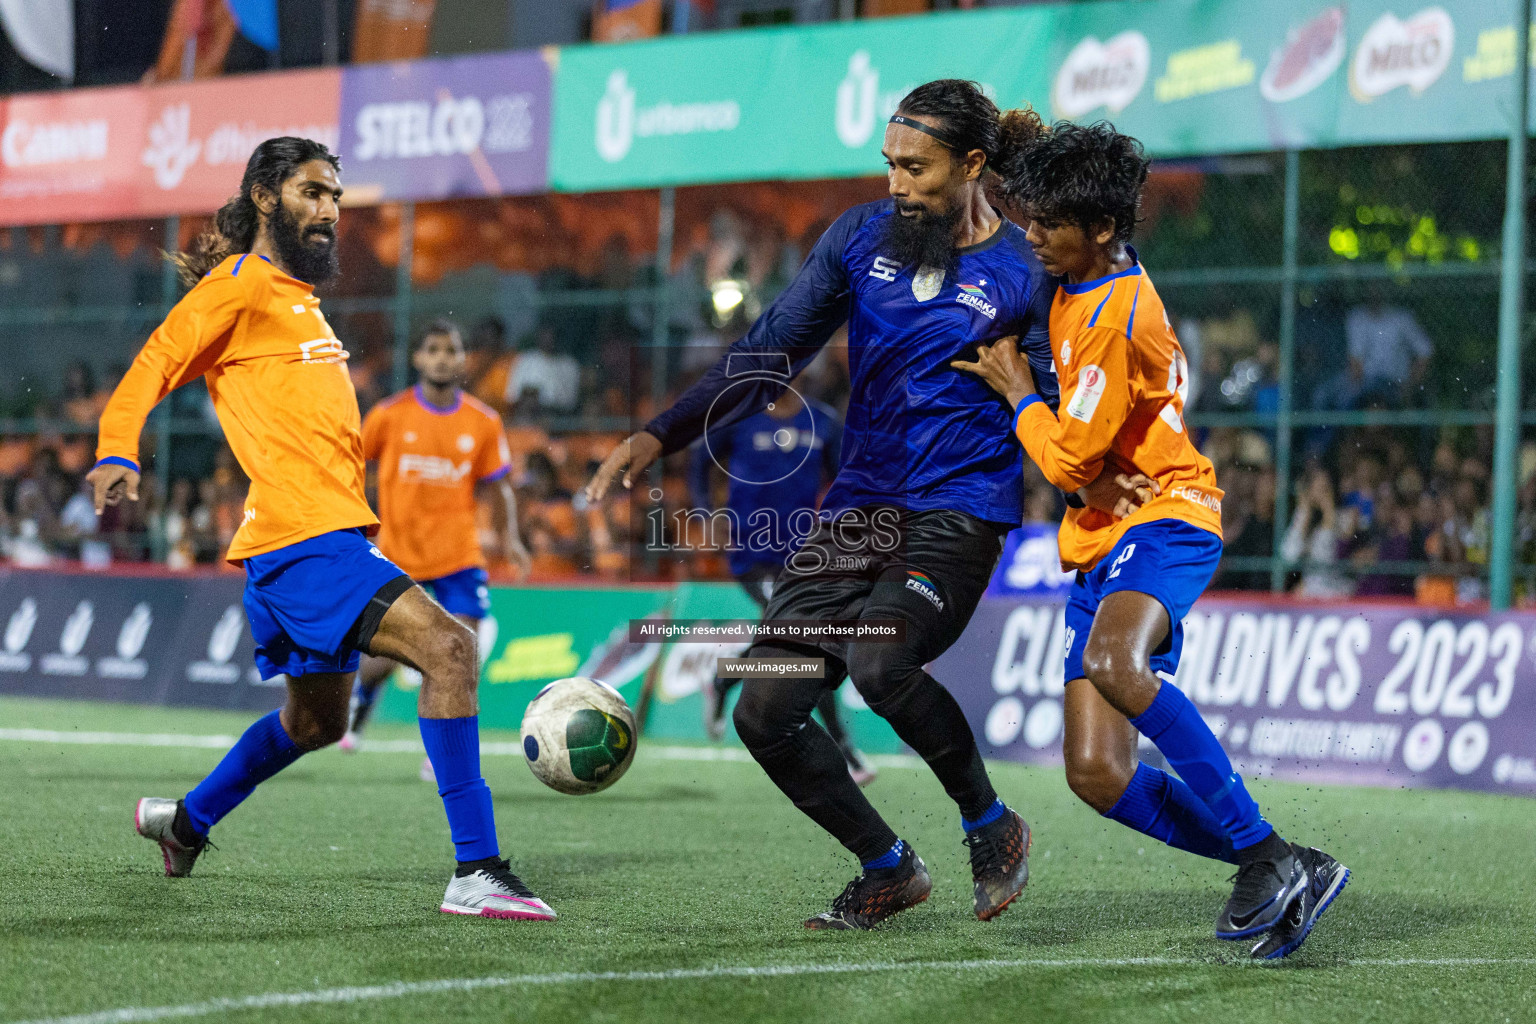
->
xmin=646 ymin=199 xmax=1059 ymax=526
xmin=687 ymin=399 xmax=843 ymax=577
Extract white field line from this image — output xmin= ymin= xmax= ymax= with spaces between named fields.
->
xmin=10 ymin=957 xmax=1536 ymax=1024
xmin=0 ymin=728 xmax=238 ymax=749
xmin=0 ymin=728 xmax=923 ymax=768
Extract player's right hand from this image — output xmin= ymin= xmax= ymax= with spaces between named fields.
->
xmin=1079 ymin=470 xmax=1158 ymax=519
xmin=85 ymin=462 xmax=140 ymax=515
xmin=583 ymin=431 xmax=663 ymax=503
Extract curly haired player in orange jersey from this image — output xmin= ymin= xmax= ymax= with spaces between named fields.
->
xmin=955 ymin=121 xmax=1347 ymax=960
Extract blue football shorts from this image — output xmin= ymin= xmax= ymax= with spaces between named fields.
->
xmin=242 ymin=528 xmax=410 ymax=680
xmin=422 ymin=565 xmax=490 ymax=619
xmin=1063 ymin=519 xmax=1223 ymax=684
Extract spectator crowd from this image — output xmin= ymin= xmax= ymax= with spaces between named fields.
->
xmin=0 ymin=209 xmax=1511 ymax=607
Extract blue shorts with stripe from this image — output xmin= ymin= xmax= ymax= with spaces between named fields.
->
xmin=242 ymin=528 xmax=409 ymax=680
xmin=1063 ymin=520 xmax=1222 ymax=684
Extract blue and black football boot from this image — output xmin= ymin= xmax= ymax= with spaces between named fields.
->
xmin=1216 ymin=836 xmax=1305 ymax=940
xmin=1249 ymin=843 xmax=1350 ymax=960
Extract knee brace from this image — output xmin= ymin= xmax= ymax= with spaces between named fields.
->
xmin=845 ymin=638 xmax=926 ymax=713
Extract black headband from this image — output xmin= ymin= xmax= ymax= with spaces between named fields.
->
xmin=888 ymin=114 xmax=968 ymax=153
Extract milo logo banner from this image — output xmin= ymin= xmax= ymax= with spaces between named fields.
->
xmin=931 ymin=596 xmax=1536 ymax=796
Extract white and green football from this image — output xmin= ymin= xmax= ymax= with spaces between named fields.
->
xmin=520 ymin=677 xmax=637 ymax=795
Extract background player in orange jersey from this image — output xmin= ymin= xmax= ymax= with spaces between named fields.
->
xmin=342 ymin=319 xmax=533 ymax=766
xmin=87 ymin=138 xmax=554 ymax=921
xmin=955 ymin=121 xmax=1346 ymax=960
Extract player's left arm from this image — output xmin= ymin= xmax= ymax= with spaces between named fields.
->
xmin=477 ymin=475 xmax=531 ymax=581
xmin=359 ymin=405 xmax=385 ymax=510
xmin=1016 ymin=326 xmax=1133 ymax=491
xmin=474 ymin=418 xmax=531 ymax=580
xmin=953 ymin=326 xmax=1131 ymax=492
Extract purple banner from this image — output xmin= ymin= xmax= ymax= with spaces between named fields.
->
xmin=986 ymin=524 xmax=1076 ymax=599
xmin=339 ymin=51 xmax=551 ymax=203
xmin=931 ymin=596 xmax=1536 ymax=797
xmin=0 ymin=570 xmax=283 ymax=713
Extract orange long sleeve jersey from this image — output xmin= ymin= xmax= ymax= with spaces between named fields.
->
xmin=1014 ymin=257 xmax=1223 ymax=572
xmin=96 ymin=254 xmax=378 ymax=563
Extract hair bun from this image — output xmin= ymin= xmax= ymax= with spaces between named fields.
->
xmin=992 ymin=108 xmax=1047 ymax=182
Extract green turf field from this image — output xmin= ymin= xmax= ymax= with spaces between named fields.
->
xmin=1 ymin=695 xmax=1532 ymax=1024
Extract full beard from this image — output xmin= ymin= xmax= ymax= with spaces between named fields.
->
xmin=270 ymin=202 xmax=339 ymax=285
xmin=879 ymin=198 xmax=962 ymax=279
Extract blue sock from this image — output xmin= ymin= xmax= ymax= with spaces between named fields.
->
xmin=419 ymin=716 xmax=500 ymax=863
xmin=1105 ymin=762 xmax=1237 ymax=863
xmin=862 ymin=839 xmax=905 ymax=871
xmin=183 ymin=710 xmax=303 ymax=836
xmin=1130 ymin=683 xmax=1273 ymax=850
xmin=961 ymin=797 xmax=1006 ymax=834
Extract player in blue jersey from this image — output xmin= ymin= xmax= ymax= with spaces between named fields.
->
xmin=687 ymin=377 xmax=875 ymax=786
xmin=587 ymin=81 xmax=1140 ymax=930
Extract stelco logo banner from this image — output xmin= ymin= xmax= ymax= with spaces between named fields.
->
xmin=931 ymin=595 xmax=1536 ymax=796
xmin=340 ymin=51 xmax=551 ymax=203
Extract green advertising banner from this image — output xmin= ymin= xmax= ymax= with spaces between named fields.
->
xmin=376 ymin=584 xmax=672 ymax=732
xmin=375 ymin=580 xmax=901 ymax=754
xmin=638 ymin=582 xmax=902 ymax=754
xmin=550 ymin=0 xmax=1534 ymax=192
xmin=550 ymin=7 xmax=1060 ymax=190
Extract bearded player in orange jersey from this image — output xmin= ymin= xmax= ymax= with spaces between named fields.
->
xmin=955 ymin=121 xmax=1346 ymax=960
xmin=341 ymin=319 xmax=533 ymax=772
xmin=87 ymin=138 xmax=554 ymax=921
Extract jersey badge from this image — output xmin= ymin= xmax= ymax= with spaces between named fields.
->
xmin=911 ymin=265 xmax=943 ymax=302
xmin=1067 ymin=364 xmax=1106 ymax=423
